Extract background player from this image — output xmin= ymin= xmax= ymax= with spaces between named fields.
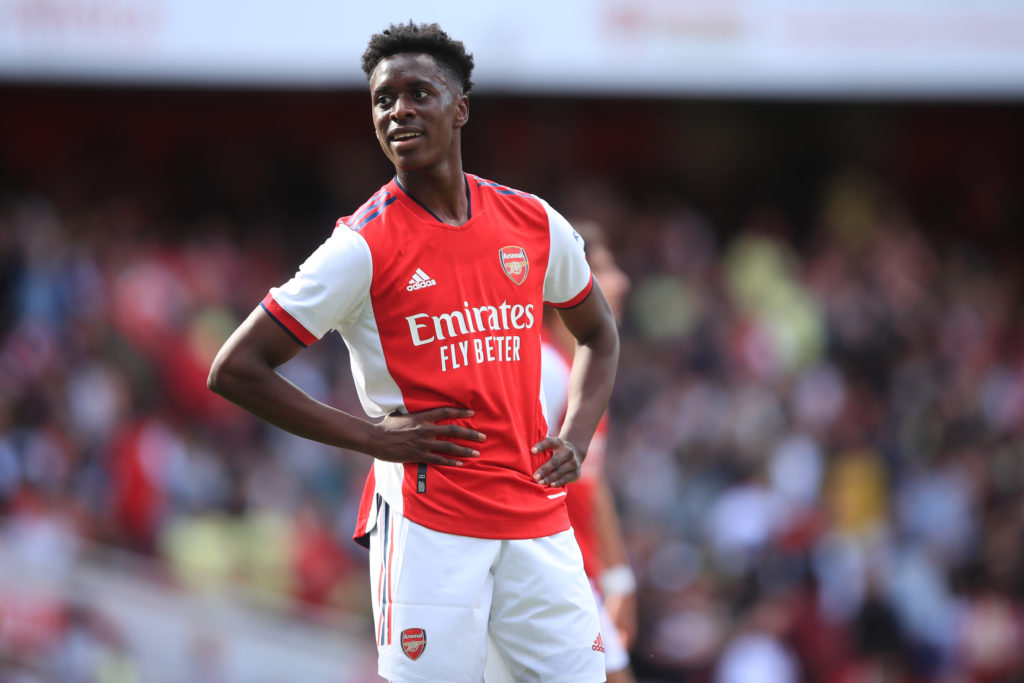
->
xmin=542 ymin=219 xmax=638 ymax=683
xmin=207 ymin=21 xmax=619 ymax=683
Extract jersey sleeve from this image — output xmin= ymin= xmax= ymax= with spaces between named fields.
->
xmin=540 ymin=200 xmax=593 ymax=308
xmin=263 ymin=227 xmax=372 ymax=345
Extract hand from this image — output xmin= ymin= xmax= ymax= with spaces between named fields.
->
xmin=603 ymin=591 xmax=638 ymax=650
xmin=373 ymin=407 xmax=485 ymax=467
xmin=530 ymin=436 xmax=584 ymax=487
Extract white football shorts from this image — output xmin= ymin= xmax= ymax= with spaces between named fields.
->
xmin=485 ymin=581 xmax=628 ymax=681
xmin=368 ymin=497 xmax=606 ymax=683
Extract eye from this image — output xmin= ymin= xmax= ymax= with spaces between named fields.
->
xmin=413 ymin=89 xmax=430 ymax=100
xmin=375 ymin=94 xmax=394 ymax=107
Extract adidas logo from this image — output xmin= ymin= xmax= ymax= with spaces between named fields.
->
xmin=407 ymin=268 xmax=437 ymax=291
xmin=592 ymin=633 xmax=605 ymax=653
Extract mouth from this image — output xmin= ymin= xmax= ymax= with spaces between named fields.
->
xmin=389 ymin=130 xmax=424 ymax=147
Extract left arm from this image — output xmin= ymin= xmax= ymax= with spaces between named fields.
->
xmin=532 ymin=280 xmax=619 ymax=486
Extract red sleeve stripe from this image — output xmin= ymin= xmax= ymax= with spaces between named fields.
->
xmin=260 ymin=293 xmax=318 ymax=347
xmin=545 ymin=274 xmax=594 ymax=309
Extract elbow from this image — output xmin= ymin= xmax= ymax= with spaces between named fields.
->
xmin=207 ymin=344 xmax=275 ymax=402
xmin=207 ymin=357 xmax=227 ymax=396
xmin=207 ymin=349 xmax=241 ymax=398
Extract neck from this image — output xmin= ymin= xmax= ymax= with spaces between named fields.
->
xmin=395 ymin=159 xmax=468 ymax=226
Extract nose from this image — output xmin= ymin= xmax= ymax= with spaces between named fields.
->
xmin=391 ymin=93 xmax=415 ymax=120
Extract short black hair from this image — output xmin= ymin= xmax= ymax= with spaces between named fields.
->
xmin=361 ymin=21 xmax=475 ymax=95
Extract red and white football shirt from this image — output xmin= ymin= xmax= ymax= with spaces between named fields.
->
xmin=262 ymin=173 xmax=593 ymax=544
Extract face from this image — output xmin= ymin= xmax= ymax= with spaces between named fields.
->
xmin=588 ymin=243 xmax=630 ymax=323
xmin=369 ymin=52 xmax=469 ymax=172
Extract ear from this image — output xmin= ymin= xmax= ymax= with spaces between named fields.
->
xmin=453 ymin=95 xmax=469 ymax=129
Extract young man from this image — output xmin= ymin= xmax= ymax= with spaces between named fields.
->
xmin=207 ymin=21 xmax=619 ymax=683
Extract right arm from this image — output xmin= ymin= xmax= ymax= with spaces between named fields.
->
xmin=207 ymin=306 xmax=484 ymax=466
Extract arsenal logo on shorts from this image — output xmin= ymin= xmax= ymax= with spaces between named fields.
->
xmin=499 ymin=246 xmax=529 ymax=285
xmin=401 ymin=627 xmax=427 ymax=661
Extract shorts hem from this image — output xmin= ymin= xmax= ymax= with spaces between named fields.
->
xmin=538 ymin=673 xmax=606 ymax=683
xmin=378 ymin=666 xmax=448 ymax=683
xmin=379 ymin=666 xmax=607 ymax=683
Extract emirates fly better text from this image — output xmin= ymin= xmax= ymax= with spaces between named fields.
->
xmin=405 ymin=300 xmax=535 ymax=372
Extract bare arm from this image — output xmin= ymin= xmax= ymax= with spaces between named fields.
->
xmin=532 ymin=280 xmax=619 ymax=486
xmin=208 ymin=306 xmax=484 ymax=465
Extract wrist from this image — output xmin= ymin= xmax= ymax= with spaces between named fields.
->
xmin=600 ymin=564 xmax=636 ymax=597
xmin=556 ymin=431 xmax=589 ymax=461
xmin=358 ymin=417 xmax=386 ymax=458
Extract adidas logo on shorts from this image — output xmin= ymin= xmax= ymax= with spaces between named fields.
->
xmin=592 ymin=633 xmax=605 ymax=653
xmin=407 ymin=268 xmax=437 ymax=291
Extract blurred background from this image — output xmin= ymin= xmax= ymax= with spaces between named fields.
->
xmin=1 ymin=1 xmax=1023 ymax=681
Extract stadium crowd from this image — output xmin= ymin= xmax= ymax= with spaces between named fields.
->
xmin=1 ymin=89 xmax=1022 ymax=682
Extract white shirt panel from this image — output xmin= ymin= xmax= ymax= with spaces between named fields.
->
xmin=269 ymin=227 xmax=405 ymax=418
xmin=373 ymin=459 xmax=406 ymax=518
xmin=337 ymin=307 xmax=407 ymax=418
xmin=269 ymin=227 xmax=372 ymax=337
xmin=540 ymin=200 xmax=591 ymax=305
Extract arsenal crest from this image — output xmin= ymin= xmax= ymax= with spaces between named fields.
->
xmin=500 ymin=246 xmax=529 ymax=285
xmin=401 ymin=627 xmax=427 ymax=661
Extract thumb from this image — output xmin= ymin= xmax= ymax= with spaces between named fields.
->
xmin=530 ymin=437 xmax=557 ymax=454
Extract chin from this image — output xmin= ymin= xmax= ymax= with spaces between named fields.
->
xmin=393 ymin=158 xmax=430 ymax=172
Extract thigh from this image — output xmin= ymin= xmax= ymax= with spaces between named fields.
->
xmin=369 ymin=500 xmax=499 ymax=683
xmin=487 ymin=529 xmax=606 ymax=683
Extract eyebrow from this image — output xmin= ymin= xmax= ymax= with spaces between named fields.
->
xmin=373 ymin=79 xmax=438 ymax=96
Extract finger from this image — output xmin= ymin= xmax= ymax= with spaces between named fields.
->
xmin=430 ymin=441 xmax=482 ymax=458
xmin=428 ymin=454 xmax=470 ymax=467
xmin=545 ymin=469 xmax=579 ymax=487
xmin=437 ymin=422 xmax=486 ymax=442
xmin=545 ymin=456 xmax=581 ymax=487
xmin=420 ymin=447 xmax=478 ymax=467
xmin=533 ymin=450 xmax=572 ymax=484
xmin=425 ymin=406 xmax=476 ymax=421
xmin=532 ymin=452 xmax=559 ymax=482
xmin=530 ymin=437 xmax=558 ymax=454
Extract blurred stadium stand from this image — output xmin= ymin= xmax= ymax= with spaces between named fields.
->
xmin=0 ymin=536 xmax=376 ymax=681
xmin=2 ymin=2 xmax=1024 ymax=682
